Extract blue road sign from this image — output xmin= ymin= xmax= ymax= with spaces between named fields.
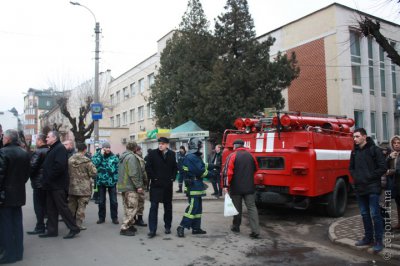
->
xmin=91 ymin=103 xmax=103 ymax=120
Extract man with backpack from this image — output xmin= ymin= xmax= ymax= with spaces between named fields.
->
xmin=349 ymin=128 xmax=387 ymax=252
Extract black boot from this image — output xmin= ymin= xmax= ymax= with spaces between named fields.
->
xmin=177 ymin=226 xmax=185 ymax=237
xmin=192 ymin=228 xmax=207 ymax=235
xmin=136 ymin=215 xmax=147 ymax=227
xmin=176 ymin=184 xmax=183 ymax=193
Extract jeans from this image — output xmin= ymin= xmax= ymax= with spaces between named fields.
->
xmin=98 ymin=185 xmax=118 ymax=221
xmin=32 ymin=188 xmax=46 ymax=230
xmin=148 ymin=200 xmax=172 ymax=233
xmin=356 ymin=193 xmax=383 ymax=242
xmin=0 ymin=207 xmax=23 ymax=263
xmin=211 ymin=172 xmax=222 ymax=195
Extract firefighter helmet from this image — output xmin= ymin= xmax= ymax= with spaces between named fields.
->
xmin=188 ymin=137 xmax=202 ymax=153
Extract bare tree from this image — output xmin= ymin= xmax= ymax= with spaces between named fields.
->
xmin=357 ymin=1 xmax=400 ymax=66
xmin=56 ymin=96 xmax=94 ymax=144
xmin=46 ymin=74 xmax=97 ymax=144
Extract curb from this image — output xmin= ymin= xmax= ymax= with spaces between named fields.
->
xmin=329 ymin=215 xmax=400 ymax=260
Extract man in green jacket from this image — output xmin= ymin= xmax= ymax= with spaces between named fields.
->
xmin=117 ymin=141 xmax=144 ymax=236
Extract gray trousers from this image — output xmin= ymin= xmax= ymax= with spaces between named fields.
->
xmin=231 ymin=193 xmax=260 ymax=235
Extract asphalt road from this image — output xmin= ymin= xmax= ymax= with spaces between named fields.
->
xmin=10 ymin=184 xmax=398 ymax=266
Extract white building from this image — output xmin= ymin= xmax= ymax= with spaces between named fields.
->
xmin=0 ymin=110 xmax=19 ymax=131
xmin=259 ymin=3 xmax=400 ymax=143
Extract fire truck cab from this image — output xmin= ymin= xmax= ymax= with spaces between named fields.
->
xmin=222 ymin=112 xmax=355 ymax=217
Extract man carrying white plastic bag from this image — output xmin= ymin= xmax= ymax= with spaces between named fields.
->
xmin=224 ymin=193 xmax=239 ymax=217
xmin=222 ymin=139 xmax=260 ymax=239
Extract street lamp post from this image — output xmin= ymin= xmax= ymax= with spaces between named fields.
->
xmin=70 ymin=1 xmax=101 ymax=147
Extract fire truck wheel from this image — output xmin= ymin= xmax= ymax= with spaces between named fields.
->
xmin=326 ymin=178 xmax=347 ymax=217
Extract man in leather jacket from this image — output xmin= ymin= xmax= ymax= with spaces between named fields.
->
xmin=0 ymin=129 xmax=30 ymax=263
xmin=27 ymin=134 xmax=49 ymax=235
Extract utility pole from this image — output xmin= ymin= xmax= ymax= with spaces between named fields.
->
xmin=70 ymin=1 xmax=101 ymax=147
xmin=93 ymin=21 xmax=100 ymax=146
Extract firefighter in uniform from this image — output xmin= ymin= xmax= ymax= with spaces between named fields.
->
xmin=177 ymin=138 xmax=212 ymax=237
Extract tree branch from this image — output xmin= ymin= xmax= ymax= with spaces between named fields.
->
xmin=56 ymin=97 xmax=77 ymax=134
xmin=359 ymin=17 xmax=400 ymax=66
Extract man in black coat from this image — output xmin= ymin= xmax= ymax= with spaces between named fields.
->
xmin=208 ymin=144 xmax=222 ymax=197
xmin=27 ymin=133 xmax=49 ymax=235
xmin=349 ymin=128 xmax=387 ymax=253
xmin=0 ymin=129 xmax=30 ymax=264
xmin=145 ymin=137 xmax=177 ymax=238
xmin=40 ymin=131 xmax=80 ymax=239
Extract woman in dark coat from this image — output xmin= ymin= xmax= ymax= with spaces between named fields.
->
xmin=145 ymin=137 xmax=177 ymax=238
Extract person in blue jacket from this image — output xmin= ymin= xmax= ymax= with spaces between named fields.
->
xmin=177 ymin=138 xmax=212 ymax=237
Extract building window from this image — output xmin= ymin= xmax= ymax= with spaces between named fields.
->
xmin=122 ymin=111 xmax=127 ymax=125
xmin=130 ymin=82 xmax=136 ymax=96
xmin=123 ymin=87 xmax=128 ymax=100
xmin=147 ymin=103 xmax=154 ymax=118
xmin=110 ymin=94 xmax=114 ymax=105
xmin=139 ymin=78 xmax=144 ymax=93
xmin=130 ymin=135 xmax=136 ymax=141
xmin=395 ymin=117 xmax=400 ymax=135
xmin=350 ymin=31 xmax=362 ymax=93
xmin=26 ymin=108 xmax=35 ymax=115
xmin=391 ymin=42 xmax=397 ymax=98
xmin=354 ymin=110 xmax=363 ymax=129
xmin=110 ymin=116 xmax=114 ymax=128
xmin=370 ymin=112 xmax=376 ymax=140
xmin=116 ymin=114 xmax=121 ymax=127
xmin=382 ymin=112 xmax=388 ymax=141
xmin=148 ymin=73 xmax=155 ymax=89
xmin=130 ymin=109 xmax=135 ymax=123
xmin=379 ymin=46 xmax=386 ymax=97
xmin=138 ymin=106 xmax=144 ymax=121
xmin=46 ymin=100 xmax=51 ymax=106
xmin=116 ymin=90 xmax=121 ymax=104
xmin=368 ymin=37 xmax=374 ymax=95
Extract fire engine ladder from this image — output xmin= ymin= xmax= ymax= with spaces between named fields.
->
xmin=280 ymin=111 xmax=348 ymax=119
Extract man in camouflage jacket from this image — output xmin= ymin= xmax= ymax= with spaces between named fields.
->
xmin=92 ymin=142 xmax=119 ymax=224
xmin=134 ymin=145 xmax=148 ymax=227
xmin=117 ymin=141 xmax=144 ymax=236
xmin=68 ymin=143 xmax=97 ymax=230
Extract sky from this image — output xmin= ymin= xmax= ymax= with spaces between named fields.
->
xmin=1 ymin=0 xmax=399 ymax=115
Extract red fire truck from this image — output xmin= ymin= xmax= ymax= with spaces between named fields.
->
xmin=222 ymin=112 xmax=355 ymax=217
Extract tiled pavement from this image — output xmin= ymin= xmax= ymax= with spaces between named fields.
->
xmin=329 ymin=208 xmax=400 ymax=260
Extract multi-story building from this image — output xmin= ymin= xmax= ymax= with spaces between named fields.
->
xmin=23 ymin=88 xmax=63 ymax=141
xmin=107 ymin=31 xmax=173 ymax=151
xmin=259 ymin=3 xmax=399 ymax=144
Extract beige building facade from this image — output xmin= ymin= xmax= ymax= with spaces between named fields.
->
xmin=259 ymin=3 xmax=400 ymax=144
xmin=106 ymin=31 xmax=174 ymax=152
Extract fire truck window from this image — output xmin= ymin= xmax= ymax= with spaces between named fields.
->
xmin=257 ymin=157 xmax=284 ymax=170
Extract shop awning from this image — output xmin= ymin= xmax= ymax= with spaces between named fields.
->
xmin=170 ymin=120 xmax=209 ymax=139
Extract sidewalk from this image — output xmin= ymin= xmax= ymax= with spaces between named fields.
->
xmin=329 ymin=209 xmax=400 ymax=260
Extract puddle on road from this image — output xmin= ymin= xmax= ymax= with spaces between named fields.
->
xmin=247 ymin=246 xmax=315 ymax=260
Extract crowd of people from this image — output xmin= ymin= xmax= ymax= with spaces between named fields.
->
xmin=0 ymin=127 xmax=261 ymax=264
xmin=1 ymin=123 xmax=399 ymax=263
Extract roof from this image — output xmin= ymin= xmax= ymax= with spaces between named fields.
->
xmin=171 ymin=120 xmax=204 ymax=133
xmin=257 ymin=2 xmax=400 ymax=40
